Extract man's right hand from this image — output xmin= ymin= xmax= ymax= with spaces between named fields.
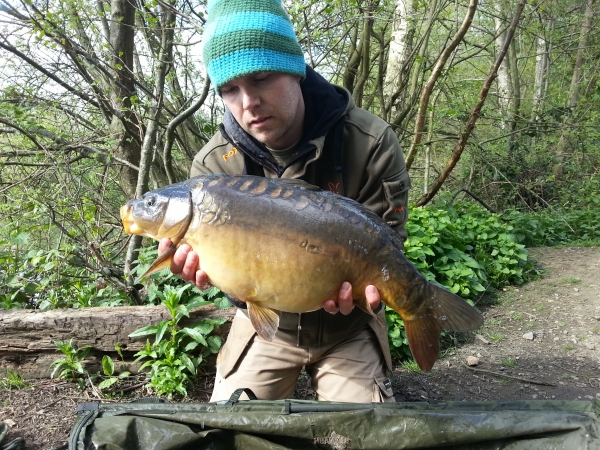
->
xmin=158 ymin=238 xmax=211 ymax=290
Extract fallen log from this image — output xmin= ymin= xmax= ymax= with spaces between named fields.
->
xmin=0 ymin=304 xmax=235 ymax=379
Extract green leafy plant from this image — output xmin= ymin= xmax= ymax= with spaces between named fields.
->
xmin=129 ymin=284 xmax=226 ymax=397
xmin=387 ymin=201 xmax=538 ymax=361
xmin=97 ymin=355 xmax=131 ymax=391
xmin=0 ymin=371 xmax=29 ymax=390
xmin=50 ymin=340 xmax=92 ymax=383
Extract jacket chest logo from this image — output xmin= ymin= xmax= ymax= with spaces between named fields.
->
xmin=223 ymin=147 xmax=238 ymax=162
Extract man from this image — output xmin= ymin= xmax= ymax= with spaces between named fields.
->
xmin=160 ymin=0 xmax=411 ymax=403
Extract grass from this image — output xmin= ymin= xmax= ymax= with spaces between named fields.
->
xmin=487 ymin=318 xmax=503 ymax=327
xmin=563 ymin=345 xmax=575 ymax=351
xmin=401 ymin=360 xmax=423 ymax=373
xmin=511 ymin=313 xmax=523 ymax=320
xmin=559 ymin=277 xmax=581 ymax=284
xmin=488 ymin=333 xmax=504 ymax=342
xmin=591 ymin=328 xmax=600 ymax=334
xmin=502 ymin=358 xmax=517 ymax=367
xmin=0 ymin=371 xmax=29 ymax=390
xmin=558 ymin=322 xmax=566 ymax=327
xmin=534 ymin=305 xmax=544 ymax=311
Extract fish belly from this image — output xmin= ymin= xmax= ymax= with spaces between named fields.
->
xmin=183 ymin=225 xmax=358 ymax=313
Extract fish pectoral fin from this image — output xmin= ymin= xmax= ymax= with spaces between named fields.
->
xmin=247 ymin=302 xmax=281 ymax=342
xmin=404 ymin=315 xmax=441 ymax=372
xmin=140 ymin=244 xmax=177 ymax=279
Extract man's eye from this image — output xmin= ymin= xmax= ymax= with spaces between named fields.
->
xmin=221 ymin=86 xmax=236 ymax=95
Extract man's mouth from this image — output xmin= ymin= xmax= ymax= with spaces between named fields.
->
xmin=249 ymin=117 xmax=271 ymax=127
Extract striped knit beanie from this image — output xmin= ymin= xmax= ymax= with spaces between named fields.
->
xmin=202 ymin=0 xmax=306 ymax=91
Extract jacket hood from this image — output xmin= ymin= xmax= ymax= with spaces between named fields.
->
xmin=220 ymin=65 xmax=350 ymax=176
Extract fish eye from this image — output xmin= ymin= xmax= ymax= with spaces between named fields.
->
xmin=146 ymin=196 xmax=156 ymax=207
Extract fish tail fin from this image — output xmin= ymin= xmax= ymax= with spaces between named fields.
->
xmin=404 ymin=316 xmax=440 ymax=372
xmin=140 ymin=244 xmax=177 ymax=279
xmin=429 ymin=283 xmax=484 ymax=332
xmin=401 ymin=283 xmax=484 ymax=372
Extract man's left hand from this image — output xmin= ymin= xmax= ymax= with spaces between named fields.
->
xmin=323 ymin=282 xmax=381 ymax=315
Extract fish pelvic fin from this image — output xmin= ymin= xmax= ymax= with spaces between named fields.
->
xmin=140 ymin=244 xmax=177 ymax=279
xmin=404 ymin=316 xmax=440 ymax=372
xmin=247 ymin=302 xmax=282 ymax=342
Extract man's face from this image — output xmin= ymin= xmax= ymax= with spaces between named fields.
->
xmin=220 ymin=72 xmax=305 ymax=150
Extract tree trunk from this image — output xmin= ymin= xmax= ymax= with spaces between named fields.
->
xmin=383 ymin=0 xmax=415 ymax=120
xmin=109 ymin=0 xmax=142 ymax=198
xmin=494 ymin=2 xmax=513 ymax=122
xmin=405 ymin=0 xmax=479 ymax=170
xmin=556 ymin=0 xmax=594 ymax=159
xmin=0 ymin=305 xmax=234 ymax=379
xmin=415 ymin=0 xmax=526 ymax=206
xmin=531 ymin=17 xmax=553 ymax=122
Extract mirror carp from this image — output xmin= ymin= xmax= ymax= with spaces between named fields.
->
xmin=121 ymin=174 xmax=483 ymax=371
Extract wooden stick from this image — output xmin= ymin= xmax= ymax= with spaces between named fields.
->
xmin=462 ymin=363 xmax=556 ymax=387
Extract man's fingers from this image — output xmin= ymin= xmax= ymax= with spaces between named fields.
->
xmin=195 ymin=270 xmax=212 ymax=291
xmin=180 ymin=249 xmax=200 ymax=282
xmin=323 ymin=299 xmax=340 ymax=314
xmin=169 ymin=244 xmax=190 ymax=274
xmin=365 ymin=285 xmax=381 ymax=310
xmin=158 ymin=238 xmax=172 ymax=254
xmin=337 ymin=281 xmax=354 ymax=315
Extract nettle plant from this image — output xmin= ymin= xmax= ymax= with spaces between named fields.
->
xmin=129 ymin=284 xmax=226 ymax=398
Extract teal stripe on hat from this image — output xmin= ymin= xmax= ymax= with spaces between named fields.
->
xmin=203 ymin=11 xmax=297 ymax=41
xmin=208 ymin=0 xmax=287 ymax=21
xmin=206 ymin=48 xmax=306 ymax=89
xmin=203 ymin=30 xmax=303 ymax=64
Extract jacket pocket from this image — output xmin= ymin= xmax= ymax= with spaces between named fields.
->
xmin=382 ymin=169 xmax=411 ymax=234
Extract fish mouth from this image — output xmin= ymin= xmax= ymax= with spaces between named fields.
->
xmin=120 ymin=204 xmax=145 ymax=236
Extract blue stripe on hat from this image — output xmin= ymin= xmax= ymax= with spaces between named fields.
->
xmin=206 ymin=48 xmax=306 ymax=88
xmin=204 ymin=11 xmax=297 ymax=41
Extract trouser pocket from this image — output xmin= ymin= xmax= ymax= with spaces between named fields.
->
xmin=373 ymin=373 xmax=395 ymax=402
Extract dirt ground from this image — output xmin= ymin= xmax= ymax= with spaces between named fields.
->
xmin=1 ymin=246 xmax=599 ymax=450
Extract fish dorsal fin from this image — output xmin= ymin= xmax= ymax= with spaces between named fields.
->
xmin=247 ymin=302 xmax=281 ymax=342
xmin=140 ymin=244 xmax=176 ymax=279
xmin=277 ymin=178 xmax=321 ymax=191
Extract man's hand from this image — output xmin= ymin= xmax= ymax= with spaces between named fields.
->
xmin=323 ymin=282 xmax=381 ymax=315
xmin=158 ymin=238 xmax=211 ymax=290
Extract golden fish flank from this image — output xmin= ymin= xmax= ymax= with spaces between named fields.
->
xmin=121 ymin=173 xmax=484 ymax=371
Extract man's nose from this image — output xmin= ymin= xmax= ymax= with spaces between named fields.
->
xmin=242 ymin=90 xmax=260 ymax=110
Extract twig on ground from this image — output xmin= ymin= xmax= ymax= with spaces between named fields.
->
xmin=462 ymin=364 xmax=556 ymax=387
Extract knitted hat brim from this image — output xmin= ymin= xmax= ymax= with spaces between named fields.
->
xmin=206 ymin=49 xmax=306 ymax=90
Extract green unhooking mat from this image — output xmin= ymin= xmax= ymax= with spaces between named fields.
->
xmin=58 ymin=389 xmax=600 ymax=450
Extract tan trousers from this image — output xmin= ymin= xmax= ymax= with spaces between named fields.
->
xmin=210 ymin=308 xmax=395 ymax=403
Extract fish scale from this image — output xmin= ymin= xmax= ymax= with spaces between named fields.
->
xmin=121 ymin=173 xmax=484 ymax=371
